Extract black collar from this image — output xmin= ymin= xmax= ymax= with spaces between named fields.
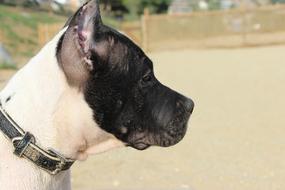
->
xmin=0 ymin=104 xmax=75 ymax=175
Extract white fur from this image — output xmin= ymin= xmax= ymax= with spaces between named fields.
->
xmin=0 ymin=28 xmax=124 ymax=190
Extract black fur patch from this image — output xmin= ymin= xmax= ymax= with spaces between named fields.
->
xmin=83 ymin=24 xmax=194 ymax=150
xmin=56 ymin=1 xmax=194 ymax=150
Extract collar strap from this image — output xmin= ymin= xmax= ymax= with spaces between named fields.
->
xmin=0 ymin=105 xmax=75 ymax=175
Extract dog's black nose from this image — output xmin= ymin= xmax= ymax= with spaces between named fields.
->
xmin=184 ymin=98 xmax=194 ymax=114
xmin=176 ymin=97 xmax=194 ymax=114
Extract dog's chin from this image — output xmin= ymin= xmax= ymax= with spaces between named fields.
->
xmin=129 ymin=143 xmax=151 ymax=151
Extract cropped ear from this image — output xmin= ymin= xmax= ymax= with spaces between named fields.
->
xmin=64 ymin=0 xmax=102 ymax=28
xmin=57 ymin=0 xmax=104 ymax=87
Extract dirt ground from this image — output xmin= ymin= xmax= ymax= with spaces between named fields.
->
xmin=1 ymin=45 xmax=285 ymax=190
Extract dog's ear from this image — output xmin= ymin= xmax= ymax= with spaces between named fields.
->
xmin=57 ymin=0 xmax=105 ymax=87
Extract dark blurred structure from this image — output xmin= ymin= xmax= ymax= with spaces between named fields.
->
xmin=100 ymin=0 xmax=129 ymax=19
xmin=0 ymin=0 xmax=77 ymax=13
xmin=0 ymin=0 xmax=40 ymax=7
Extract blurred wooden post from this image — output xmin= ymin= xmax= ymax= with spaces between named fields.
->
xmin=38 ymin=24 xmax=43 ymax=46
xmin=38 ymin=24 xmax=50 ymax=46
xmin=141 ymin=8 xmax=150 ymax=52
xmin=0 ymin=30 xmax=3 ymax=42
xmin=38 ymin=23 xmax=63 ymax=46
xmin=240 ymin=0 xmax=247 ymax=46
xmin=70 ymin=0 xmax=79 ymax=12
xmin=48 ymin=0 xmax=53 ymax=15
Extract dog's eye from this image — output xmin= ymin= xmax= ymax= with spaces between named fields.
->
xmin=142 ymin=73 xmax=153 ymax=83
xmin=140 ymin=72 xmax=155 ymax=89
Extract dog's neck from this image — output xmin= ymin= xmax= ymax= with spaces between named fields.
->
xmin=0 ymin=29 xmax=123 ymax=190
xmin=0 ymin=29 xmax=123 ymax=163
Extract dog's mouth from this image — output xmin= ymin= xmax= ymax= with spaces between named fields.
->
xmin=123 ymin=114 xmax=191 ymax=151
xmin=129 ymin=143 xmax=151 ymax=150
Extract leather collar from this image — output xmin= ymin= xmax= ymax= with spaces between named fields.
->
xmin=0 ymin=103 xmax=75 ymax=175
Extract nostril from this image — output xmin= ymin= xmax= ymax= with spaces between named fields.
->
xmin=183 ymin=98 xmax=194 ymax=114
xmin=176 ymin=101 xmax=183 ymax=108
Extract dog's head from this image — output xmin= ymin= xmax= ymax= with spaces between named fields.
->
xmin=56 ymin=0 xmax=194 ymax=151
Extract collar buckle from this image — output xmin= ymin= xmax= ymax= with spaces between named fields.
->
xmin=12 ymin=132 xmax=35 ymax=157
xmin=1 ymin=106 xmax=75 ymax=175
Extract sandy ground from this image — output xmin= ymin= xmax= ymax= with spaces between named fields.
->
xmin=1 ymin=45 xmax=285 ymax=190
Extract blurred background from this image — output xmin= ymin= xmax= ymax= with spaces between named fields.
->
xmin=1 ymin=0 xmax=285 ymax=190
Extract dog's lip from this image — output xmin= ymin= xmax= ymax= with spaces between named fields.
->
xmin=128 ymin=142 xmax=151 ymax=150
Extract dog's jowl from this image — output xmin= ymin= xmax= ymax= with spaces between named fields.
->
xmin=0 ymin=0 xmax=194 ymax=189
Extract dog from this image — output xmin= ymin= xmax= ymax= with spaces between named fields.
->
xmin=0 ymin=0 xmax=194 ymax=189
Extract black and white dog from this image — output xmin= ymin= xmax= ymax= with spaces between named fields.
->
xmin=0 ymin=0 xmax=194 ymax=189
